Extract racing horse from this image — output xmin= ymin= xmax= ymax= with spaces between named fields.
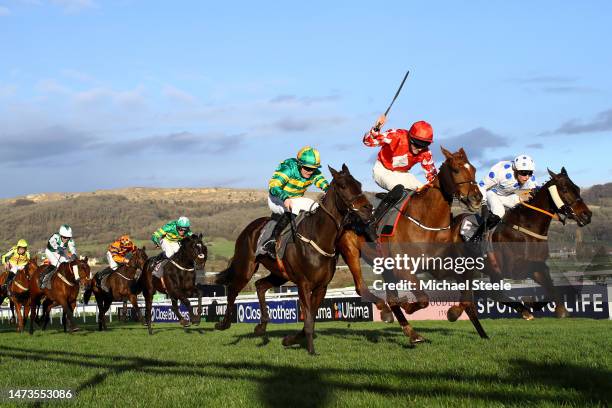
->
xmin=0 ymin=271 xmax=17 ymax=325
xmin=137 ymin=234 xmax=207 ymax=334
xmin=214 ymin=164 xmax=373 ymax=354
xmin=28 ymin=257 xmax=91 ymax=334
xmin=337 ymin=147 xmax=485 ymax=344
xmin=84 ymin=247 xmax=148 ymax=330
xmin=5 ymin=259 xmax=37 ymax=332
xmin=450 ymin=167 xmax=592 ymax=320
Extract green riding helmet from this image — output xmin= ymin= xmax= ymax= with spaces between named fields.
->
xmin=177 ymin=216 xmax=191 ymax=228
xmin=297 ymin=146 xmax=322 ymax=168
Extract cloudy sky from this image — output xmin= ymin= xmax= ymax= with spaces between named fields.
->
xmin=1 ymin=1 xmax=611 ymax=198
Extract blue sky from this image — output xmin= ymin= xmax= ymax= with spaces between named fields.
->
xmin=1 ymin=1 xmax=611 ymax=198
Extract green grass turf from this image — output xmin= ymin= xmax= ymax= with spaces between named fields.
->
xmin=0 ymin=319 xmax=610 ymax=407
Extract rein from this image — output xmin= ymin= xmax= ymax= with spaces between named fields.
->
xmin=170 ymin=258 xmax=195 ymax=272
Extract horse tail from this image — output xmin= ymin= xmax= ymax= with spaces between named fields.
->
xmin=83 ymin=284 xmax=93 ymax=305
xmin=214 ymin=257 xmax=235 ymax=286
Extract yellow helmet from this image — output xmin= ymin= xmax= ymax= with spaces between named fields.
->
xmin=17 ymin=239 xmax=28 ymax=248
xmin=296 ymin=146 xmax=321 ymax=168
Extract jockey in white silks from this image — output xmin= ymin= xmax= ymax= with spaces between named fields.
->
xmin=478 ymin=154 xmax=539 ymax=226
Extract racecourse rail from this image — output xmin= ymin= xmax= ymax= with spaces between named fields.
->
xmin=2 ymin=269 xmax=611 ymax=325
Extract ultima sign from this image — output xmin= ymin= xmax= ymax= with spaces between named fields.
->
xmin=298 ymin=298 xmax=373 ymax=322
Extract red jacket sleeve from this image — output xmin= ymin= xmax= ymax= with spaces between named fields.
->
xmin=363 ymin=128 xmax=398 ymax=147
xmin=420 ymin=150 xmax=438 ymax=182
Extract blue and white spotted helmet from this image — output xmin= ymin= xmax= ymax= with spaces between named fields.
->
xmin=512 ymin=154 xmax=535 ymax=172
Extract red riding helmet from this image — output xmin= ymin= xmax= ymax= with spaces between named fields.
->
xmin=408 ymin=121 xmax=434 ymax=146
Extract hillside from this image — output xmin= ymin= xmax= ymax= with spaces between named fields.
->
xmin=1 ymin=183 xmax=610 ymax=272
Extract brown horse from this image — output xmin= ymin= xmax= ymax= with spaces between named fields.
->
xmin=0 ymin=272 xmax=17 ymax=324
xmin=214 ymin=164 xmax=373 ymax=354
xmin=450 ymin=167 xmax=592 ymax=320
xmin=338 ymin=147 xmax=485 ymax=344
xmin=83 ymin=247 xmax=148 ymax=330
xmin=5 ymin=259 xmax=37 ymax=332
xmin=28 ymin=257 xmax=91 ymax=334
xmin=137 ymin=234 xmax=207 ymax=334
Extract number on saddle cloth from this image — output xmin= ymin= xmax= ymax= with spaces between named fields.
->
xmin=151 ymin=254 xmax=168 ymax=279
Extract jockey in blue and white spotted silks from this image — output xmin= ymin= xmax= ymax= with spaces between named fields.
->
xmin=478 ymin=155 xmax=539 ymax=218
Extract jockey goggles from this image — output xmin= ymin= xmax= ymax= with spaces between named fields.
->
xmin=517 ymin=170 xmax=533 ymax=177
xmin=410 ymin=137 xmax=430 ymax=149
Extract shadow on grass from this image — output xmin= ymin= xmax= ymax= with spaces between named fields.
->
xmin=0 ymin=345 xmax=610 ymax=407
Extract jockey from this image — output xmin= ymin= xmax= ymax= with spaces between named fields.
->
xmin=106 ymin=235 xmax=137 ymax=270
xmin=151 ymin=216 xmax=193 ymax=258
xmin=478 ymin=154 xmax=539 ymax=228
xmin=45 ymin=224 xmax=77 ymax=268
xmin=363 ymin=115 xmax=438 ymax=222
xmin=263 ymin=146 xmax=329 ymax=255
xmin=1 ymin=239 xmax=30 ymax=290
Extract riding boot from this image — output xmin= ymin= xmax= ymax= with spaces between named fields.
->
xmin=263 ymin=212 xmax=293 ymax=257
xmin=365 ymin=184 xmax=405 ymax=241
xmin=2 ymin=271 xmax=15 ymax=291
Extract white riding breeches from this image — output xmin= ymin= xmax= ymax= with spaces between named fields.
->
xmin=372 ymin=160 xmax=423 ymax=191
xmin=160 ymin=239 xmax=180 ymax=258
xmin=268 ymin=194 xmax=319 ymax=215
xmin=106 ymin=251 xmax=119 ymax=270
xmin=486 ymin=191 xmax=520 ymax=218
xmin=45 ymin=249 xmax=71 ymax=267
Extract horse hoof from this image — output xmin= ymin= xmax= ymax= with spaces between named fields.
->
xmin=555 ymin=306 xmax=570 ymax=318
xmin=71 ymin=327 xmax=80 ymax=333
xmin=9 ymin=318 xmax=15 ymax=325
xmin=253 ymin=323 xmax=267 ymax=336
xmin=410 ymin=334 xmax=426 ymax=344
xmin=282 ymin=335 xmax=297 ymax=347
xmin=179 ymin=319 xmax=191 ymax=328
xmin=380 ymin=309 xmax=394 ymax=324
xmin=215 ymin=322 xmax=229 ymax=331
xmin=522 ymin=311 xmax=535 ymax=320
xmin=447 ymin=306 xmax=464 ymax=322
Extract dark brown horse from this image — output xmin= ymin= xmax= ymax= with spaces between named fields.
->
xmin=338 ymin=147 xmax=485 ymax=344
xmin=137 ymin=234 xmax=207 ymax=334
xmin=6 ymin=259 xmax=37 ymax=332
xmin=214 ymin=164 xmax=373 ymax=354
xmin=28 ymin=257 xmax=91 ymax=334
xmin=0 ymin=272 xmax=17 ymax=325
xmin=450 ymin=167 xmax=592 ymax=320
xmin=83 ymin=247 xmax=148 ymax=330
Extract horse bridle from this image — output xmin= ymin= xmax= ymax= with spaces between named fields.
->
xmin=318 ymin=185 xmax=370 ymax=232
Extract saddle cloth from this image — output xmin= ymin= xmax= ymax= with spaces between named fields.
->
xmin=39 ymin=266 xmax=56 ymax=289
xmin=255 ymin=211 xmax=309 ymax=258
xmin=377 ymin=190 xmax=414 ymax=237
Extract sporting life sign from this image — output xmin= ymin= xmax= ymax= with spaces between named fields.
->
xmin=475 ymin=285 xmax=609 ymax=319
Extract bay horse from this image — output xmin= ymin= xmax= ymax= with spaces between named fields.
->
xmin=337 ymin=147 xmax=485 ymax=344
xmin=450 ymin=167 xmax=592 ymax=320
xmin=137 ymin=234 xmax=207 ymax=334
xmin=0 ymin=272 xmax=17 ymax=325
xmin=28 ymin=257 xmax=91 ymax=334
xmin=83 ymin=247 xmax=148 ymax=330
xmin=5 ymin=259 xmax=37 ymax=332
xmin=214 ymin=164 xmax=373 ymax=354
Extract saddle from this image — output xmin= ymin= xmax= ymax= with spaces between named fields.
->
xmin=255 ymin=211 xmax=309 ymax=259
xmin=150 ymin=254 xmax=169 ymax=279
xmin=95 ymin=267 xmax=114 ymax=292
xmin=375 ymin=189 xmax=414 ymax=237
xmin=39 ymin=265 xmax=56 ymax=289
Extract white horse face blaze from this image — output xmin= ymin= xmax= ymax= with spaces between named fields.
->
xmin=72 ymin=265 xmax=79 ymax=280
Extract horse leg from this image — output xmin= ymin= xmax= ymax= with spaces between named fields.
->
xmin=129 ymin=294 xmax=143 ymax=323
xmin=254 ymin=274 xmax=286 ymax=336
xmin=42 ymin=300 xmax=53 ymax=330
xmin=179 ymin=296 xmax=196 ymax=326
xmin=14 ymin=300 xmax=23 ymax=333
xmin=65 ymin=300 xmax=78 ymax=333
xmin=100 ymin=297 xmax=112 ymax=331
xmin=447 ymin=288 xmax=489 ymax=339
xmin=171 ymin=297 xmax=189 ymax=327
xmin=215 ymin=262 xmax=257 ymax=331
xmin=22 ymin=301 xmax=30 ymax=333
xmin=29 ymin=299 xmax=38 ymax=335
xmin=531 ymin=264 xmax=569 ymax=318
xmin=283 ymin=281 xmax=313 ymax=353
xmin=122 ymin=300 xmax=128 ymax=322
xmin=9 ymin=300 xmax=16 ymax=325
xmin=390 ymin=303 xmax=425 ymax=344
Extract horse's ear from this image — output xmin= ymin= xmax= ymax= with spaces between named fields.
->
xmin=342 ymin=163 xmax=349 ymax=174
xmin=328 ymin=165 xmax=338 ymax=178
xmin=84 ymin=256 xmax=89 ymax=262
xmin=142 ymin=246 xmax=146 ymax=251
xmin=560 ymin=166 xmax=568 ymax=176
xmin=459 ymin=147 xmax=466 ymax=157
xmin=198 ymin=233 xmax=203 ymax=239
xmin=440 ymin=146 xmax=453 ymax=159
xmin=547 ymin=168 xmax=557 ymax=179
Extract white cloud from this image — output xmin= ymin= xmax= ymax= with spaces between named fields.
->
xmin=0 ymin=6 xmax=10 ymax=16
xmin=162 ymin=85 xmax=197 ymax=105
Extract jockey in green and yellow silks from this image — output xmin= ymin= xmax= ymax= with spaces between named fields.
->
xmin=263 ymin=146 xmax=329 ymax=255
xmin=268 ymin=146 xmax=329 ymax=215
